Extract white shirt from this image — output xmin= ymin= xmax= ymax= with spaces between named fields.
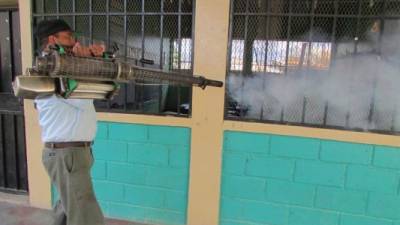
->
xmin=35 ymin=95 xmax=97 ymax=142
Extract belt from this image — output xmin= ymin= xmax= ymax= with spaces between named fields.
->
xmin=45 ymin=141 xmax=93 ymax=149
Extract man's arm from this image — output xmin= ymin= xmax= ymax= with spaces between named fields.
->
xmin=59 ymin=98 xmax=93 ymax=110
xmin=72 ymin=43 xmax=105 ymax=57
xmin=55 ymin=42 xmax=104 ymax=108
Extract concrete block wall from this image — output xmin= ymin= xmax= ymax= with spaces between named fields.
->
xmin=220 ymin=131 xmax=400 ymax=225
xmin=91 ymin=122 xmax=191 ymax=225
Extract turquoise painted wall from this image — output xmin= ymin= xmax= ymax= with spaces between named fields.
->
xmin=220 ymin=131 xmax=400 ymax=225
xmin=53 ymin=121 xmax=191 ymax=225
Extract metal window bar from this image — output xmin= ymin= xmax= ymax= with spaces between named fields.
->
xmin=226 ymin=0 xmax=400 ymax=135
xmin=284 ymin=0 xmax=292 ymax=74
xmin=261 ymin=12 xmax=271 ymax=120
xmin=72 ymin=0 xmax=76 ymax=30
xmin=159 ymin=0 xmax=164 ymax=112
xmin=176 ymin=0 xmax=182 ymax=115
xmin=239 ymin=0 xmax=249 ymax=118
xmin=31 ymin=0 xmax=195 ymax=116
xmin=123 ymin=0 xmax=128 ymax=112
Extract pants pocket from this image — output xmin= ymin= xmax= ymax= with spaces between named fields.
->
xmin=42 ymin=149 xmax=57 ymax=175
xmin=71 ymin=148 xmax=92 ymax=173
xmin=89 ymin=147 xmax=94 ymax=168
xmin=62 ymin=151 xmax=74 ymax=174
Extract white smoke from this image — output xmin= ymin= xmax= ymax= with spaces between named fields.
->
xmin=227 ymin=20 xmax=400 ymax=133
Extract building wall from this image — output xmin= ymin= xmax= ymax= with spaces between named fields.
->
xmin=18 ymin=0 xmax=400 ymax=225
xmin=92 ymin=122 xmax=190 ymax=224
xmin=53 ymin=122 xmax=191 ymax=225
xmin=221 ymin=131 xmax=400 ymax=225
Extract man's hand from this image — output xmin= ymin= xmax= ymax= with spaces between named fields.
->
xmin=72 ymin=43 xmax=91 ymax=57
xmin=89 ymin=44 xmax=105 ymax=57
xmin=72 ymin=43 xmax=105 ymax=57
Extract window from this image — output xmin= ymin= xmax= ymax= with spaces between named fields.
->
xmin=31 ymin=0 xmax=194 ymax=116
xmin=226 ymin=0 xmax=400 ymax=134
xmin=231 ymin=40 xmax=332 ymax=73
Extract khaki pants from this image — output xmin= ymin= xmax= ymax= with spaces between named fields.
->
xmin=42 ymin=146 xmax=105 ymax=225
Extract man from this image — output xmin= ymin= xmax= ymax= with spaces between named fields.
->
xmin=34 ymin=19 xmax=105 ymax=225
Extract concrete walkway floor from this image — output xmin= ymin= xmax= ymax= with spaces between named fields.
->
xmin=0 ymin=192 xmax=146 ymax=225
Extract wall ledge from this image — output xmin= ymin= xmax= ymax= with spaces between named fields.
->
xmin=224 ymin=120 xmax=400 ymax=147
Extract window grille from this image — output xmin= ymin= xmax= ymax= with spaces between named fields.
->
xmin=32 ymin=0 xmax=195 ymax=116
xmin=226 ymin=0 xmax=400 ymax=134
